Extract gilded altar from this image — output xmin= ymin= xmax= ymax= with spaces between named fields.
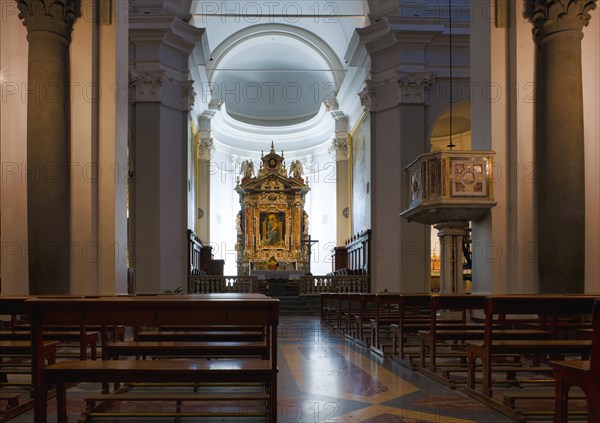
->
xmin=235 ymin=143 xmax=310 ymax=275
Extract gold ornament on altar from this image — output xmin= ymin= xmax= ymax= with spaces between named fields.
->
xmin=235 ymin=143 xmax=310 ymax=275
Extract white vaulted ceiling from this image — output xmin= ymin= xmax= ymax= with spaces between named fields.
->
xmin=189 ymin=0 xmax=369 ymax=154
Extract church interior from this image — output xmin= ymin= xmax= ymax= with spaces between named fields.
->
xmin=1 ymin=0 xmax=600 ymax=421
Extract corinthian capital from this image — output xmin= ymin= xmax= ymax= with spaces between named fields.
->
xmin=526 ymin=0 xmax=598 ymax=42
xmin=330 ymin=138 xmax=350 ymax=161
xmin=398 ymin=72 xmax=434 ymax=105
xmin=358 ymin=82 xmax=376 ymax=113
xmin=16 ymin=0 xmax=81 ymax=39
xmin=129 ymin=71 xmax=165 ymax=103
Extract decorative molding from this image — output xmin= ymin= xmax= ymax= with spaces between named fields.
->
xmin=129 ymin=71 xmax=165 ymax=103
xmin=324 ymin=99 xmax=340 ymax=112
xmin=330 ymin=138 xmax=350 ymax=161
xmin=16 ymin=0 xmax=81 ymax=39
xmin=358 ymin=82 xmax=376 ymax=112
xmin=526 ymin=0 xmax=598 ymax=43
xmin=198 ymin=138 xmax=215 ymax=161
xmin=398 ymin=72 xmax=434 ymax=105
xmin=182 ymin=80 xmax=196 ymax=111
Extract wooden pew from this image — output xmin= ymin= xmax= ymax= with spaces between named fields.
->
xmin=418 ymin=294 xmax=552 ymax=389
xmin=390 ymin=294 xmax=431 ymax=368
xmin=320 ymin=293 xmax=332 ymax=326
xmin=27 ymin=296 xmax=279 ymax=423
xmin=466 ymin=295 xmax=596 ymax=401
xmin=0 ymin=296 xmax=59 ymax=422
xmin=369 ymin=293 xmax=402 ymax=356
xmin=551 ymin=298 xmax=600 ymax=423
xmin=340 ymin=293 xmax=362 ymax=337
xmin=351 ymin=293 xmax=377 ymax=346
xmin=418 ymin=294 xmax=486 ymax=377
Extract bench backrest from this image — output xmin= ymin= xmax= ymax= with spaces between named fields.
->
xmin=429 ymin=294 xmax=486 ymax=326
xmin=591 ymin=299 xmax=599 ymax=377
xmin=26 ymin=297 xmax=279 ymax=374
xmin=484 ymin=295 xmax=597 ymax=343
xmin=0 ymin=297 xmax=29 ymax=328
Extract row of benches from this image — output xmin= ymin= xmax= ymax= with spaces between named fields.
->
xmin=320 ymin=292 xmax=600 ymax=423
xmin=0 ymin=294 xmax=279 ymax=423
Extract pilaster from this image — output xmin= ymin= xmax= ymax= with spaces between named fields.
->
xmin=195 ymin=102 xmax=220 ymax=242
xmin=326 ymin=100 xmax=352 ymax=244
xmin=129 ymin=7 xmax=206 ymax=293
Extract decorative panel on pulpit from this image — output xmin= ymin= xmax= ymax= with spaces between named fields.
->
xmin=235 ymin=143 xmax=310 ymax=275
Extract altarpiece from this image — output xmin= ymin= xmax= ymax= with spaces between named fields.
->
xmin=235 ymin=144 xmax=310 ymax=275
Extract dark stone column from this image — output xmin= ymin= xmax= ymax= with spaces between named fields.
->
xmin=527 ymin=0 xmax=597 ymax=293
xmin=16 ymin=0 xmax=80 ymax=294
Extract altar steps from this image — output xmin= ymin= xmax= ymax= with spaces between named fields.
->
xmin=276 ymin=295 xmax=321 ymax=316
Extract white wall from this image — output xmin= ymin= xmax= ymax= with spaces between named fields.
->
xmin=209 ymin=148 xmax=239 ymax=275
xmin=305 ymin=150 xmax=337 ymax=275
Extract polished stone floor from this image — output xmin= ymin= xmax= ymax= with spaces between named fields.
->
xmin=7 ymin=316 xmax=516 ymax=422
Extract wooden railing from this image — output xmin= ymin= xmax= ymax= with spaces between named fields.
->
xmin=188 ymin=276 xmax=263 ymax=294
xmin=296 ymin=275 xmax=370 ymax=295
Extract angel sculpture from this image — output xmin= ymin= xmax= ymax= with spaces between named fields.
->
xmin=289 ymin=160 xmax=303 ymax=179
xmin=240 ymin=160 xmax=255 ymax=179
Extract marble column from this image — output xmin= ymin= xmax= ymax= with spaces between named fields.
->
xmin=528 ymin=0 xmax=597 ymax=293
xmin=435 ymin=221 xmax=468 ymax=294
xmin=16 ymin=0 xmax=80 ymax=294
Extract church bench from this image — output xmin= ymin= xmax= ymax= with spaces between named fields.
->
xmin=135 ymin=329 xmax=264 ymax=342
xmin=0 ymin=340 xmax=58 ymax=365
xmin=417 ymin=294 xmax=486 ymax=377
xmin=107 ymin=340 xmax=269 ymax=360
xmin=350 ymin=293 xmax=377 ymax=346
xmin=466 ymin=295 xmax=596 ymax=399
xmin=390 ymin=294 xmax=432 ymax=368
xmin=26 ymin=296 xmax=279 ymax=423
xmin=80 ymin=391 xmax=270 ymax=422
xmin=339 ymin=293 xmax=362 ymax=339
xmin=333 ymin=293 xmax=355 ymax=333
xmin=320 ymin=293 xmax=332 ymax=325
xmin=0 ymin=330 xmax=98 ymax=360
xmin=369 ymin=293 xmax=402 ymax=356
xmin=551 ymin=298 xmax=600 ymax=423
xmin=415 ymin=294 xmax=549 ymax=379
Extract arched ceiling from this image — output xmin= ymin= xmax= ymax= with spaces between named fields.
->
xmin=208 ymin=29 xmax=340 ymax=126
xmin=189 ymin=1 xmax=369 ymax=153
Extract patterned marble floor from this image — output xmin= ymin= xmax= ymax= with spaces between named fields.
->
xmin=6 ymin=316 xmax=516 ymax=422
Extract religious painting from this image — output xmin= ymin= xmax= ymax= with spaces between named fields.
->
xmin=259 ymin=212 xmax=286 ymax=247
